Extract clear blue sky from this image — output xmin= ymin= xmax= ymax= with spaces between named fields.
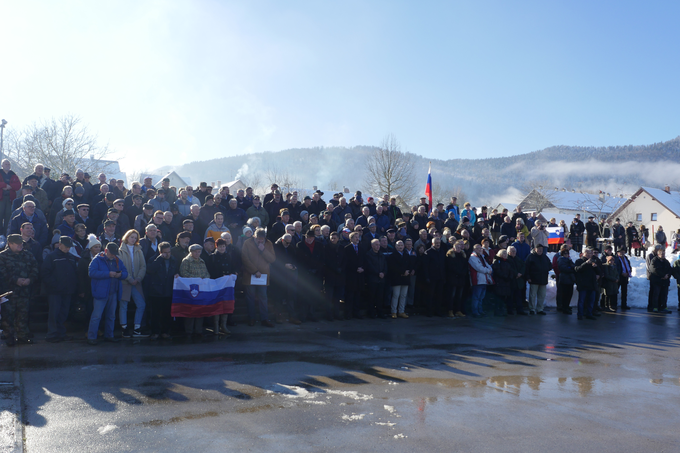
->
xmin=2 ymin=0 xmax=679 ymax=172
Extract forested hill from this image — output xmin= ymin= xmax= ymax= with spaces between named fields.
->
xmin=167 ymin=136 xmax=680 ymax=204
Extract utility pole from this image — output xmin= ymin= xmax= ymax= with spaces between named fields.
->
xmin=0 ymin=119 xmax=6 ymax=162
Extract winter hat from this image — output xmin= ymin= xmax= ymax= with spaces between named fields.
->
xmin=62 ymin=198 xmax=74 ymax=208
xmin=300 ymin=210 xmax=309 ymax=218
xmin=86 ymin=234 xmax=101 ymax=250
xmin=242 ymin=226 xmax=253 ymax=236
xmin=75 ymin=186 xmax=85 ymax=195
xmin=51 ymin=230 xmax=62 ymax=245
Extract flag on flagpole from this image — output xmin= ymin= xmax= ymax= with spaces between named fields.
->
xmin=172 ymin=274 xmax=237 ymax=317
xmin=425 ymin=162 xmax=433 ymax=211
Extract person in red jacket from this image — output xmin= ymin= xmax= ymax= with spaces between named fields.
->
xmin=0 ymin=159 xmax=22 ymax=233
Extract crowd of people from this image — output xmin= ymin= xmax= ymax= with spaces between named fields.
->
xmin=1 ymin=160 xmax=679 ymax=347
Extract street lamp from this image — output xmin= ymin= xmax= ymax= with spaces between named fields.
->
xmin=0 ymin=119 xmax=6 ymax=162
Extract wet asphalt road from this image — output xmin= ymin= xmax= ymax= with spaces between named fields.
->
xmin=2 ymin=309 xmax=680 ymax=452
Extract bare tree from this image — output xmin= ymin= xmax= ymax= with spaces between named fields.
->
xmin=432 ymin=181 xmax=467 ymax=207
xmin=4 ymin=115 xmax=114 ymax=179
xmin=572 ymin=192 xmax=627 ymax=237
xmin=127 ymin=168 xmax=152 ymax=187
xmin=263 ymin=164 xmax=300 ymax=194
xmin=364 ymin=134 xmax=416 ymax=204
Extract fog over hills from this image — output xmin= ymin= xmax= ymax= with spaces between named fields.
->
xmin=159 ymin=136 xmax=680 ymax=205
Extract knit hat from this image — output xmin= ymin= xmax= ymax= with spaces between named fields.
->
xmin=86 ymin=234 xmax=101 ymax=249
xmin=62 ymin=198 xmax=74 ymax=208
xmin=242 ymin=226 xmax=253 ymax=235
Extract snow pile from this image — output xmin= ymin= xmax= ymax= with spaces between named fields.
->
xmin=543 ymin=248 xmax=679 ymax=308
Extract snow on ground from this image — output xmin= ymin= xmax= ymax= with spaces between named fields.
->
xmin=543 ymin=247 xmax=679 ymax=309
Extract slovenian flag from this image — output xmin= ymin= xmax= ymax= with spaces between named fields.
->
xmin=172 ymin=274 xmax=237 ymax=317
xmin=425 ymin=162 xmax=433 ymax=211
xmin=547 ymin=226 xmax=564 ymax=245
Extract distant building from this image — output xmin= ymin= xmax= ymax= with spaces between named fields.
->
xmin=518 ymin=189 xmax=627 ymax=220
xmin=155 ymin=171 xmax=191 ymax=190
xmin=78 ymin=156 xmax=127 ymax=186
xmin=608 ymin=186 xmax=680 ymax=239
xmin=221 ymin=179 xmax=247 ymax=192
xmin=494 ymin=202 xmax=518 ymax=214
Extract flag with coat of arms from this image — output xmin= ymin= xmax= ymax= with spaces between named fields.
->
xmin=172 ymin=274 xmax=236 ymax=317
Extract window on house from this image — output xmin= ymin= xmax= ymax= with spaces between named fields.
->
xmin=636 ymin=213 xmax=642 ymax=222
xmin=651 ymin=213 xmax=657 ymax=221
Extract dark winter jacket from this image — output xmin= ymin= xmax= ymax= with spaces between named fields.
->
xmin=445 ymin=249 xmax=469 ymax=287
xmin=343 ymin=243 xmax=364 ymax=289
xmin=145 ymin=254 xmax=179 ymax=298
xmin=364 ymin=249 xmax=388 ymax=284
xmin=649 ymin=256 xmax=672 ymax=288
xmin=574 ymin=257 xmax=600 ymax=291
xmin=296 ymin=239 xmax=325 ymax=278
xmin=507 ymin=255 xmax=526 ymax=291
xmin=424 ymin=245 xmax=446 ymax=282
xmin=492 ymin=257 xmax=512 ymax=297
xmin=387 ymin=250 xmax=411 ymax=286
xmin=324 ymin=242 xmax=345 ymax=287
xmin=208 ymin=249 xmax=240 ymax=279
xmin=601 ymin=263 xmax=620 ymax=295
xmin=41 ymin=249 xmax=79 ymax=295
xmin=500 ymin=222 xmax=516 ymax=240
xmin=9 ymin=210 xmax=49 ymax=247
xmin=524 ymin=250 xmax=552 ymax=286
xmin=557 ymin=255 xmax=576 ymax=286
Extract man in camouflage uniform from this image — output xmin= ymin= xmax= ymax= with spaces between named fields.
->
xmin=0 ymin=234 xmax=39 ymax=346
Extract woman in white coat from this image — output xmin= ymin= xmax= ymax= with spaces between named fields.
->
xmin=468 ymin=243 xmax=494 ymax=318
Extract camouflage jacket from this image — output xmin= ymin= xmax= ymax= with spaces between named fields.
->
xmin=0 ymin=248 xmax=39 ymax=296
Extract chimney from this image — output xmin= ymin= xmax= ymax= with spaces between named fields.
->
xmin=211 ymin=182 xmax=215 ymax=188
xmin=313 ymin=185 xmax=318 ymax=191
xmin=217 ymin=180 xmax=221 ymax=188
xmin=344 ymin=187 xmax=350 ymax=193
xmin=664 ymin=185 xmax=671 ymax=193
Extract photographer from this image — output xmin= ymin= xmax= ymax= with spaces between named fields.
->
xmin=530 ymin=220 xmax=549 ymax=249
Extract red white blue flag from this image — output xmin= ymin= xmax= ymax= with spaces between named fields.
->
xmin=172 ymin=274 xmax=236 ymax=317
xmin=425 ymin=162 xmax=433 ymax=211
xmin=547 ymin=226 xmax=564 ymax=245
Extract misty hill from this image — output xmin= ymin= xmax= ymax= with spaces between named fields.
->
xmin=166 ymin=136 xmax=680 ymax=205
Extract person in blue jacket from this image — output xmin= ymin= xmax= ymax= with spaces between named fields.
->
xmin=87 ymin=242 xmax=128 ymax=344
xmin=511 ymin=232 xmax=531 ymax=261
xmin=445 ymin=196 xmax=460 ymax=222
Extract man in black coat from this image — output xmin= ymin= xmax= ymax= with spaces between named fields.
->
xmin=364 ymin=238 xmax=388 ymax=318
xmin=324 ymin=232 xmax=345 ymax=320
xmin=524 ymin=243 xmax=551 ymax=315
xmin=649 ymin=248 xmax=672 ymax=313
xmin=387 ymin=240 xmax=412 ymax=318
xmin=343 ymin=232 xmax=365 ymax=319
xmin=584 ymin=216 xmax=600 ymax=249
xmin=271 ymin=234 xmax=301 ymax=324
xmin=615 ymin=246 xmax=632 ymax=310
xmin=42 ymin=236 xmax=79 ymax=342
xmin=295 ymin=230 xmax=326 ymax=321
xmin=145 ymin=242 xmax=179 ymax=339
xmin=264 ymin=190 xmax=286 ymax=229
xmin=575 ymin=248 xmax=601 ymax=320
xmin=424 ymin=237 xmax=446 ymax=317
xmin=612 ymin=218 xmax=626 ymax=254
xmin=570 ymin=214 xmax=585 ymax=253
